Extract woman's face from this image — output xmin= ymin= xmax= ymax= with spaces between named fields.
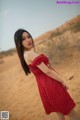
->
xmin=22 ymin=32 xmax=33 ymax=50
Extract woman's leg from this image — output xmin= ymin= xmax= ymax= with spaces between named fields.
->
xmin=68 ymin=109 xmax=80 ymax=120
xmin=44 ymin=114 xmax=51 ymax=120
xmin=45 ymin=112 xmax=65 ymax=120
xmin=56 ymin=112 xmax=65 ymax=120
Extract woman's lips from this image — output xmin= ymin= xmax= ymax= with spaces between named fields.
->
xmin=28 ymin=43 xmax=32 ymax=45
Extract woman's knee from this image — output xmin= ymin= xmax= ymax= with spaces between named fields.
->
xmin=68 ymin=109 xmax=76 ymax=117
xmin=56 ymin=112 xmax=65 ymax=117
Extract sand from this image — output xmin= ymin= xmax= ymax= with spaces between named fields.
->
xmin=0 ymin=52 xmax=80 ymax=120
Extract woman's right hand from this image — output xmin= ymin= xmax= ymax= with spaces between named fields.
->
xmin=61 ymin=82 xmax=69 ymax=90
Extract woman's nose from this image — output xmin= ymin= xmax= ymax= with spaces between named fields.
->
xmin=27 ymin=38 xmax=30 ymax=41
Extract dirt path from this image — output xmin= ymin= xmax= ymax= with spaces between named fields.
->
xmin=0 ymin=53 xmax=80 ymax=120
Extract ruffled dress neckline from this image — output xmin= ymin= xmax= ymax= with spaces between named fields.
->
xmin=28 ymin=54 xmax=44 ymax=66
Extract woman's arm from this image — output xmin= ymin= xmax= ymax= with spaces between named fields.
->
xmin=46 ymin=69 xmax=65 ymax=84
xmin=47 ymin=62 xmax=64 ymax=78
xmin=29 ymin=51 xmax=68 ymax=89
xmin=37 ymin=63 xmax=69 ymax=89
xmin=37 ymin=62 xmax=69 ymax=90
xmin=37 ymin=62 xmax=66 ymax=84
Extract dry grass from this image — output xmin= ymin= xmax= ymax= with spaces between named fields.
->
xmin=0 ymin=15 xmax=80 ymax=120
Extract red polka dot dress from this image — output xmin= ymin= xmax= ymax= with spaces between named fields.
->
xmin=28 ymin=54 xmax=76 ymax=115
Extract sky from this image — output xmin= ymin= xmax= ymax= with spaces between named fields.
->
xmin=0 ymin=0 xmax=80 ymax=51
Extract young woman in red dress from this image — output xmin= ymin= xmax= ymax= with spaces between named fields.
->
xmin=14 ymin=29 xmax=80 ymax=120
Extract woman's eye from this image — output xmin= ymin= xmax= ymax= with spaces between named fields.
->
xmin=22 ymin=35 xmax=31 ymax=40
xmin=27 ymin=35 xmax=31 ymax=38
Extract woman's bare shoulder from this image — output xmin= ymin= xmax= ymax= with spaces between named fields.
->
xmin=28 ymin=51 xmax=40 ymax=61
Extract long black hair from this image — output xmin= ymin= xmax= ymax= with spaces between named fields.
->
xmin=14 ymin=28 xmax=35 ymax=75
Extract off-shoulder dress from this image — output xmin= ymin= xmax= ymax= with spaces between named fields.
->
xmin=24 ymin=53 xmax=76 ymax=115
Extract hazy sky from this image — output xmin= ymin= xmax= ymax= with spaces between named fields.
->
xmin=0 ymin=0 xmax=80 ymax=51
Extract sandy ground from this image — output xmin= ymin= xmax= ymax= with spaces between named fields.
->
xmin=0 ymin=52 xmax=80 ymax=120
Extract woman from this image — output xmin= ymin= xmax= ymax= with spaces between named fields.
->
xmin=14 ymin=28 xmax=80 ymax=120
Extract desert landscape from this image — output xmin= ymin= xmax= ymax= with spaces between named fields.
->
xmin=0 ymin=15 xmax=80 ymax=120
